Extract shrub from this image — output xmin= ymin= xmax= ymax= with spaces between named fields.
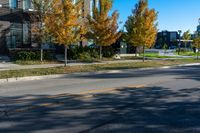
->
xmin=16 ymin=51 xmax=36 ymax=60
xmin=79 ymin=52 xmax=93 ymax=62
xmin=89 ymin=48 xmax=99 ymax=58
xmin=15 ymin=51 xmax=54 ymax=61
xmin=176 ymin=48 xmax=186 ymax=53
xmin=102 ymin=46 xmax=115 ymax=57
xmin=67 ymin=46 xmax=99 ymax=60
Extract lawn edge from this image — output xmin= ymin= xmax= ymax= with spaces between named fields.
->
xmin=1 ymin=63 xmax=200 ymax=84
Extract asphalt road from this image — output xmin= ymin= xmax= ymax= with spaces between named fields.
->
xmin=0 ymin=65 xmax=200 ymax=133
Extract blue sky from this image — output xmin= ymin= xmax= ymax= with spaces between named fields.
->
xmin=111 ymin=0 xmax=200 ymax=33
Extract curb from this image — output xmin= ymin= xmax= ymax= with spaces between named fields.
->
xmin=1 ymin=63 xmax=200 ymax=84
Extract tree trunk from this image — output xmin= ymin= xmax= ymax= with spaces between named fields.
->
xmin=64 ymin=46 xmax=68 ymax=66
xmin=178 ymin=44 xmax=180 ymax=55
xmin=197 ymin=48 xmax=199 ymax=60
xmin=100 ymin=45 xmax=102 ymax=60
xmin=142 ymin=45 xmax=145 ymax=62
xmin=40 ymin=46 xmax=43 ymax=62
xmin=135 ymin=49 xmax=137 ymax=57
xmin=185 ymin=42 xmax=187 ymax=52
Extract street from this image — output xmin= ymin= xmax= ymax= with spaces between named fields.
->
xmin=0 ymin=65 xmax=200 ymax=133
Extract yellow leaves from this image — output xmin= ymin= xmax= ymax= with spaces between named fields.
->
xmin=44 ymin=0 xmax=86 ymax=46
xmin=193 ymin=36 xmax=200 ymax=48
xmin=87 ymin=0 xmax=120 ymax=47
xmin=125 ymin=0 xmax=157 ymax=48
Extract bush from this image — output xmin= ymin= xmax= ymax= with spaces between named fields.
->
xmin=102 ymin=46 xmax=115 ymax=58
xmin=67 ymin=46 xmax=99 ymax=60
xmin=16 ymin=51 xmax=36 ymax=61
xmin=89 ymin=48 xmax=99 ymax=58
xmin=15 ymin=51 xmax=54 ymax=61
xmin=79 ymin=52 xmax=94 ymax=62
xmin=176 ymin=48 xmax=186 ymax=53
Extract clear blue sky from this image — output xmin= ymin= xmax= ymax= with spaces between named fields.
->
xmin=111 ymin=0 xmax=200 ymax=33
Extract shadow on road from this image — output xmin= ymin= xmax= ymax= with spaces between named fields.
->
xmin=1 ymin=85 xmax=200 ymax=133
xmin=68 ymin=66 xmax=200 ymax=82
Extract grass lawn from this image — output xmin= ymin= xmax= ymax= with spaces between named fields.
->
xmin=142 ymin=53 xmax=177 ymax=58
xmin=13 ymin=58 xmax=116 ymax=65
xmin=1 ymin=59 xmax=200 ymax=79
xmin=14 ymin=60 xmax=62 ymax=65
xmin=174 ymin=51 xmax=196 ymax=56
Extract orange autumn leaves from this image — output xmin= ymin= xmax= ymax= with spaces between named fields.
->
xmin=44 ymin=0 xmax=86 ymax=46
xmin=44 ymin=0 xmax=120 ymax=48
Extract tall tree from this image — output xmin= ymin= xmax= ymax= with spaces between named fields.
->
xmin=125 ymin=0 xmax=158 ymax=62
xmin=182 ymin=30 xmax=191 ymax=51
xmin=45 ymin=0 xmax=86 ymax=66
xmin=31 ymin=0 xmax=53 ymax=61
xmin=193 ymin=35 xmax=200 ymax=60
xmin=87 ymin=0 xmax=121 ymax=59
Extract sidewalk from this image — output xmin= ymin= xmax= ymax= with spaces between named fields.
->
xmin=0 ymin=60 xmax=142 ymax=71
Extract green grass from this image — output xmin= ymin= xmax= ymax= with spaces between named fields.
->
xmin=142 ymin=53 xmax=177 ymax=58
xmin=14 ymin=58 xmax=116 ymax=65
xmin=1 ymin=59 xmax=200 ymax=79
xmin=14 ymin=60 xmax=62 ymax=65
xmin=174 ymin=51 xmax=196 ymax=56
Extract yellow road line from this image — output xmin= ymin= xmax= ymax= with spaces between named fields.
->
xmin=80 ymin=88 xmax=116 ymax=95
xmin=11 ymin=84 xmax=146 ymax=113
xmin=126 ymin=84 xmax=146 ymax=88
xmin=79 ymin=84 xmax=146 ymax=95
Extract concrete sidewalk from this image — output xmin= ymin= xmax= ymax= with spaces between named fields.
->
xmin=0 ymin=60 xmax=141 ymax=71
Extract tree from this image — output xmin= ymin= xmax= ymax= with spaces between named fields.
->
xmin=125 ymin=0 xmax=158 ymax=62
xmin=182 ymin=30 xmax=191 ymax=51
xmin=45 ymin=0 xmax=86 ymax=66
xmin=87 ymin=0 xmax=121 ymax=59
xmin=193 ymin=35 xmax=200 ymax=60
xmin=31 ymin=0 xmax=53 ymax=61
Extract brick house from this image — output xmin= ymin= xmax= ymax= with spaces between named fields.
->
xmin=0 ymin=0 xmax=98 ymax=55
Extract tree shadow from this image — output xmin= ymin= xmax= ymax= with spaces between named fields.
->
xmin=67 ymin=65 xmax=200 ymax=82
xmin=1 ymin=85 xmax=200 ymax=133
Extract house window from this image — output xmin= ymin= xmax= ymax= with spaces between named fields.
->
xmin=23 ymin=0 xmax=32 ymax=10
xmin=10 ymin=23 xmax=23 ymax=48
xmin=9 ymin=0 xmax=17 ymax=9
xmin=23 ymin=22 xmax=30 ymax=45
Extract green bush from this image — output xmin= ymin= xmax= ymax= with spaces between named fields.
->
xmin=68 ymin=46 xmax=99 ymax=60
xmin=16 ymin=51 xmax=36 ymax=60
xmin=102 ymin=46 xmax=115 ymax=57
xmin=176 ymin=48 xmax=186 ymax=53
xmin=15 ymin=51 xmax=53 ymax=61
xmin=89 ymin=48 xmax=99 ymax=58
xmin=79 ymin=52 xmax=94 ymax=62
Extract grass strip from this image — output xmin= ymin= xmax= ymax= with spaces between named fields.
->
xmin=1 ymin=59 xmax=200 ymax=79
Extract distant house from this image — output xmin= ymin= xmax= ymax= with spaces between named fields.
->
xmin=155 ymin=30 xmax=179 ymax=49
xmin=0 ymin=0 xmax=99 ymax=55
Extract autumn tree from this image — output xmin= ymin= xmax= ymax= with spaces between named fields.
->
xmin=193 ymin=35 xmax=200 ymax=60
xmin=182 ymin=30 xmax=191 ymax=51
xmin=31 ymin=0 xmax=53 ymax=61
xmin=87 ymin=0 xmax=121 ymax=59
xmin=125 ymin=0 xmax=158 ymax=62
xmin=45 ymin=0 xmax=86 ymax=66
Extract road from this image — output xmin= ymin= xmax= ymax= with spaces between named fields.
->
xmin=0 ymin=65 xmax=200 ymax=133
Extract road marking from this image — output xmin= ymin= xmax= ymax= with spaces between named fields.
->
xmin=6 ymin=84 xmax=146 ymax=114
xmin=79 ymin=84 xmax=146 ymax=95
xmin=126 ymin=84 xmax=146 ymax=88
xmin=79 ymin=88 xmax=117 ymax=95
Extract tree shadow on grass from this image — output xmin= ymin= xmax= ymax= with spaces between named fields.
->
xmin=1 ymin=85 xmax=200 ymax=133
